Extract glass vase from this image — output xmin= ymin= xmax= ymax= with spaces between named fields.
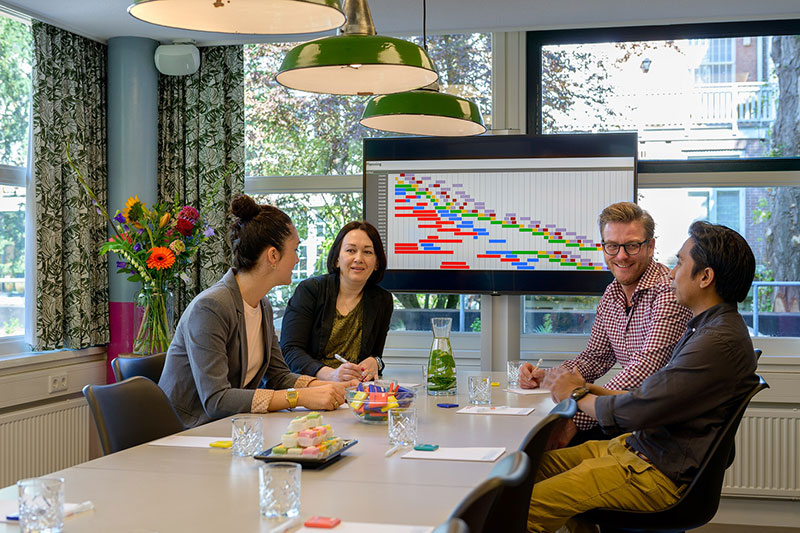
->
xmin=133 ymin=282 xmax=174 ymax=355
xmin=427 ymin=317 xmax=457 ymax=396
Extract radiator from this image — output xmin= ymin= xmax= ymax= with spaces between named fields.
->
xmin=0 ymin=398 xmax=90 ymax=487
xmin=723 ymin=408 xmax=800 ymax=499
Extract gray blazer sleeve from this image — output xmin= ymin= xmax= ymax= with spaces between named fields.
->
xmin=183 ymin=297 xmax=255 ymax=420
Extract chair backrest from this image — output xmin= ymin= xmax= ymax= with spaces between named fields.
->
xmin=111 ymin=352 xmax=167 ymax=383
xmin=488 ymin=399 xmax=577 ymax=532
xmin=83 ymin=376 xmax=185 ymax=455
xmin=754 ymin=348 xmax=762 ymax=360
xmin=449 ymin=451 xmax=531 ymax=533
xmin=580 ymin=375 xmax=768 ymax=531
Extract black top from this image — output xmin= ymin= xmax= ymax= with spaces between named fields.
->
xmin=279 ymin=273 xmax=394 ymax=378
xmin=595 ymin=302 xmax=758 ymax=484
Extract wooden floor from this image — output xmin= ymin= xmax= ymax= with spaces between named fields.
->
xmin=696 ymin=525 xmax=800 ymax=532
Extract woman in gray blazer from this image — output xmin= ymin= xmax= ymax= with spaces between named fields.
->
xmin=159 ymin=194 xmax=353 ymax=428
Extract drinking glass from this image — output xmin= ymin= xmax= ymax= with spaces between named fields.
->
xmin=388 ymin=407 xmax=418 ymax=447
xmin=507 ymin=360 xmax=524 ymax=387
xmin=259 ymin=462 xmax=301 ymax=519
xmin=231 ymin=415 xmax=264 ymax=457
xmin=468 ymin=376 xmax=491 ymax=405
xmin=17 ymin=477 xmax=64 ymax=533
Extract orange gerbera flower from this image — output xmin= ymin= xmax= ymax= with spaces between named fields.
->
xmin=146 ymin=247 xmax=175 ymax=270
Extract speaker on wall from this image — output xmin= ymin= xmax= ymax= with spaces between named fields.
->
xmin=154 ymin=42 xmax=200 ymax=76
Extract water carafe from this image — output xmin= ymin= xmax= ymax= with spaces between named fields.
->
xmin=427 ymin=317 xmax=457 ymax=395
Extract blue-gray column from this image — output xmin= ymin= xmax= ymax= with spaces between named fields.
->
xmin=107 ymin=37 xmax=159 ymax=303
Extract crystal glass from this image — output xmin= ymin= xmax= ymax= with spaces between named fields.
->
xmin=259 ymin=462 xmax=301 ymax=519
xmin=468 ymin=376 xmax=491 ymax=405
xmin=231 ymin=415 xmax=264 ymax=457
xmin=17 ymin=477 xmax=64 ymax=533
xmin=427 ymin=317 xmax=457 ymax=395
xmin=507 ymin=360 xmax=524 ymax=387
xmin=388 ymin=407 xmax=418 ymax=447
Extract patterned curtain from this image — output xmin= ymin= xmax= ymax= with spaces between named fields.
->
xmin=31 ymin=21 xmax=109 ymax=351
xmin=158 ymin=45 xmax=245 ymax=317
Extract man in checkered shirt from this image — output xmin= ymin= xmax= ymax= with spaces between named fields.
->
xmin=520 ymin=202 xmax=692 ymax=447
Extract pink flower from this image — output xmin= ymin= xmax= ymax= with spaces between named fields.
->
xmin=178 ymin=206 xmax=199 ymax=223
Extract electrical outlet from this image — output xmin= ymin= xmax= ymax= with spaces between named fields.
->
xmin=48 ymin=373 xmax=68 ymax=393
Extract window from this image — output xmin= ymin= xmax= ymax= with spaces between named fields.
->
xmin=245 ymin=33 xmax=492 ymax=332
xmin=0 ymin=12 xmax=30 ymax=346
xmin=527 ymin=22 xmax=800 ymax=341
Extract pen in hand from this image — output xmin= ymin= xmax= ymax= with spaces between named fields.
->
xmin=334 ymin=353 xmax=368 ymax=381
xmin=534 ymin=358 xmax=543 ymax=370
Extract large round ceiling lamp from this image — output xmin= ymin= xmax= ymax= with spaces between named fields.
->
xmin=128 ymin=0 xmax=346 ymax=35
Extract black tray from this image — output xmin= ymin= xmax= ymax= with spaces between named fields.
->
xmin=254 ymin=439 xmax=358 ymax=469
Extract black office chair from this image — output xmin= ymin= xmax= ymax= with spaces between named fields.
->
xmin=431 ymin=517 xmax=470 ymax=533
xmin=447 ymin=451 xmax=531 ymax=533
xmin=578 ymin=375 xmax=769 ymax=533
xmin=83 ymin=376 xmax=185 ymax=455
xmin=111 ymin=352 xmax=167 ymax=383
xmin=484 ymin=398 xmax=578 ymax=533
xmin=754 ymin=348 xmax=762 ymax=360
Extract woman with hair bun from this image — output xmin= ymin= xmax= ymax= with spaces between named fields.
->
xmin=159 ymin=194 xmax=353 ymax=428
xmin=280 ymin=221 xmax=393 ymax=382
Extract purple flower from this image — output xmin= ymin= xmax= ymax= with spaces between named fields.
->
xmin=203 ymin=226 xmax=215 ymax=237
xmin=136 ymin=227 xmax=144 ymax=235
xmin=123 ymin=224 xmax=129 ymax=232
xmin=116 ymin=261 xmax=127 ymax=269
xmin=114 ymin=213 xmax=126 ymax=223
xmin=133 ymin=243 xmax=142 ymax=252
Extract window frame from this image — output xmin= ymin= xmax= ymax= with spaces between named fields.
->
xmin=525 ymin=21 xmax=800 ymax=355
xmin=0 ymin=7 xmax=32 ymax=356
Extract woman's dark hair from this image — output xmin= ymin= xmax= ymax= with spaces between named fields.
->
xmin=326 ymin=221 xmax=387 ymax=285
xmin=228 ymin=194 xmax=293 ymax=272
xmin=688 ymin=220 xmax=755 ymax=303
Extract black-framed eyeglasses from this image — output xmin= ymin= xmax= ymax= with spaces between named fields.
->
xmin=601 ymin=239 xmax=650 ymax=256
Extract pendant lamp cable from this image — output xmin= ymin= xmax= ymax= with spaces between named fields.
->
xmin=423 ymin=0 xmax=428 ymax=51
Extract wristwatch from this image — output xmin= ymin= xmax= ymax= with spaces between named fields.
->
xmin=570 ymin=386 xmax=591 ymax=401
xmin=374 ymin=356 xmax=385 ymax=376
xmin=285 ymin=388 xmax=298 ymax=410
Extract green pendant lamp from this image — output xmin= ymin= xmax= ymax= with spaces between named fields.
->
xmin=359 ymin=0 xmax=486 ymax=136
xmin=360 ymin=81 xmax=486 ymax=136
xmin=128 ymin=0 xmax=346 ymax=35
xmin=276 ymin=0 xmax=438 ymax=95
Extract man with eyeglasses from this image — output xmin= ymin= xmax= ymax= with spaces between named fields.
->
xmin=520 ymin=202 xmax=692 ymax=447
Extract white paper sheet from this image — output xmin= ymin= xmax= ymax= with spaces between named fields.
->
xmin=148 ymin=436 xmax=230 ymax=448
xmin=456 ymin=405 xmax=534 ymax=416
xmin=297 ymin=523 xmax=432 ymax=533
xmin=401 ymin=447 xmax=505 ymax=462
xmin=505 ymin=387 xmax=551 ymax=395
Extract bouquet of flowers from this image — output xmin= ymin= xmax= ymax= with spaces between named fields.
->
xmin=70 ymin=151 xmax=219 ymax=355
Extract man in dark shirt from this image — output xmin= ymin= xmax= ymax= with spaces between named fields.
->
xmin=527 ymin=221 xmax=758 ymax=533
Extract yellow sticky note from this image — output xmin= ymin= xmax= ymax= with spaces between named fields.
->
xmin=209 ymin=440 xmax=232 ymax=449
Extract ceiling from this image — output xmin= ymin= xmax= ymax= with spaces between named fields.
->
xmin=3 ymin=0 xmax=800 ymax=45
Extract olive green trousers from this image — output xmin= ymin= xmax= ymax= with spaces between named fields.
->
xmin=527 ymin=434 xmax=685 ymax=533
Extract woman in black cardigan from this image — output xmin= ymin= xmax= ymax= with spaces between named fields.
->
xmin=280 ymin=221 xmax=393 ymax=381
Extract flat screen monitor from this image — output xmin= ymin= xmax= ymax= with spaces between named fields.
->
xmin=363 ymin=133 xmax=637 ymax=294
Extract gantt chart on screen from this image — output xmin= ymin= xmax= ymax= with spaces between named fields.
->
xmin=366 ymin=157 xmax=635 ymax=272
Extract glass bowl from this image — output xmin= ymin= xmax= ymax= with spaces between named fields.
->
xmin=344 ymin=381 xmax=416 ymax=424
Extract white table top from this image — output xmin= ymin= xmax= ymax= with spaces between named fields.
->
xmin=1 ymin=371 xmax=555 ymax=532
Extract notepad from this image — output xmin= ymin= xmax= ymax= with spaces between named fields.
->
xmin=1 ymin=500 xmax=92 ymax=523
xmin=505 ymin=387 xmax=551 ymax=395
xmin=298 ymin=524 xmax=432 ymax=533
xmin=401 ymin=447 xmax=505 ymax=462
xmin=456 ymin=405 xmax=534 ymax=416
xmin=149 ymin=436 xmax=230 ymax=448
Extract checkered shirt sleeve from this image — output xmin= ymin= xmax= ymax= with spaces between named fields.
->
xmin=563 ymin=262 xmax=693 ymax=430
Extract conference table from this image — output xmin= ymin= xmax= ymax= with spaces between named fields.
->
xmin=0 ymin=370 xmax=556 ymax=532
